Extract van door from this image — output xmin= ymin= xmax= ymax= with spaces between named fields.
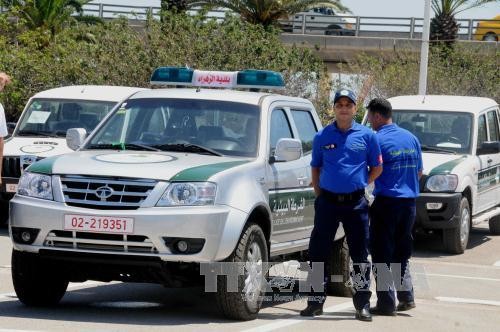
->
xmin=266 ymin=108 xmax=309 ymax=245
xmin=477 ymin=109 xmax=500 ymax=212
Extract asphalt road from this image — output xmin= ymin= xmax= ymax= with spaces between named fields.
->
xmin=0 ymin=225 xmax=499 ymax=332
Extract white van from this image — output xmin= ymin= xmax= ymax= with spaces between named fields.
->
xmin=0 ymin=85 xmax=146 ymax=224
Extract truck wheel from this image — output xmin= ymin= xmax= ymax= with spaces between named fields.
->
xmin=443 ymin=197 xmax=470 ymax=254
xmin=12 ymin=249 xmax=68 ymax=306
xmin=326 ymin=236 xmax=353 ymax=297
xmin=215 ymin=223 xmax=268 ymax=321
xmin=489 ymin=215 xmax=500 ymax=235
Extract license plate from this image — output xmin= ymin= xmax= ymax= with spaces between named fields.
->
xmin=64 ymin=214 xmax=134 ymax=234
xmin=6 ymin=183 xmax=18 ymax=193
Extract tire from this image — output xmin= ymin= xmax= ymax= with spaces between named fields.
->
xmin=443 ymin=197 xmax=470 ymax=254
xmin=489 ymin=215 xmax=500 ymax=235
xmin=215 ymin=223 xmax=268 ymax=321
xmin=482 ymin=33 xmax=498 ymax=42
xmin=12 ymin=249 xmax=68 ymax=306
xmin=326 ymin=236 xmax=353 ymax=297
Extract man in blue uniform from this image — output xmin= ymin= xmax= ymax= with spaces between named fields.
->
xmin=366 ymin=98 xmax=422 ymax=316
xmin=300 ymin=89 xmax=383 ymax=321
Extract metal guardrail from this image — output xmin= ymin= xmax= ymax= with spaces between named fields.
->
xmin=1 ymin=3 xmax=498 ymax=41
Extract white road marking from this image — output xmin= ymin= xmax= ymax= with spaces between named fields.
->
xmin=415 ymin=272 xmax=500 ymax=282
xmin=241 ymin=301 xmax=353 ymax=332
xmin=436 ymin=296 xmax=500 ymax=307
xmin=0 ymin=329 xmax=43 ymax=332
xmin=494 ymin=260 xmax=500 ymax=267
xmin=0 ymin=265 xmax=11 ymax=269
xmin=411 ymin=259 xmax=500 ymax=270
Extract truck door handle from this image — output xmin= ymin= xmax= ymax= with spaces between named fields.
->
xmin=487 ymin=158 xmax=493 ymax=163
xmin=297 ymin=176 xmax=308 ymax=186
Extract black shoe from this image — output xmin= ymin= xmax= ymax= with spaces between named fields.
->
xmin=300 ymin=304 xmax=323 ymax=317
xmin=355 ymin=305 xmax=372 ymax=322
xmin=370 ymin=306 xmax=397 ymax=316
xmin=397 ymin=301 xmax=416 ymax=311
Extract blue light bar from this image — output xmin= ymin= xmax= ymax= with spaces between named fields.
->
xmin=150 ymin=67 xmax=194 ymax=85
xmin=150 ymin=67 xmax=285 ymax=90
xmin=237 ymin=70 xmax=285 ymax=89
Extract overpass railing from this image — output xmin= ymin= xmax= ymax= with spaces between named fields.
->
xmin=1 ymin=3 xmax=498 ymax=41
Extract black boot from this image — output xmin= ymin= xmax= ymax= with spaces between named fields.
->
xmin=355 ymin=304 xmax=372 ymax=322
xmin=300 ymin=303 xmax=324 ymax=316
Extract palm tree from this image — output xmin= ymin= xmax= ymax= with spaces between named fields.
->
xmin=191 ymin=0 xmax=349 ymax=27
xmin=430 ymin=0 xmax=499 ymax=44
xmin=1 ymin=0 xmax=91 ymax=36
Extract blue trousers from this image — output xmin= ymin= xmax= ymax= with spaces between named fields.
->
xmin=308 ymin=194 xmax=371 ymax=310
xmin=369 ymin=195 xmax=416 ymax=311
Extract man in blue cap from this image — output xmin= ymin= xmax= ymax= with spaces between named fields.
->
xmin=366 ymin=98 xmax=422 ymax=316
xmin=300 ymin=89 xmax=383 ymax=321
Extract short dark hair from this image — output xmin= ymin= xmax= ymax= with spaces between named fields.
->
xmin=367 ymin=98 xmax=392 ymax=119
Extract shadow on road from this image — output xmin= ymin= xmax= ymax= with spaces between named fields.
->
xmin=413 ymin=227 xmax=491 ymax=258
xmin=0 ymin=280 xmax=330 ymax=325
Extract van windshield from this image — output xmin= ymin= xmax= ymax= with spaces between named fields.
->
xmin=392 ymin=110 xmax=473 ymax=154
xmin=87 ymin=98 xmax=261 ymax=157
xmin=16 ymin=98 xmax=116 ymax=137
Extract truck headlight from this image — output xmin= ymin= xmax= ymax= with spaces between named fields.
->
xmin=17 ymin=172 xmax=53 ymax=200
xmin=156 ymin=182 xmax=217 ymax=206
xmin=425 ymin=174 xmax=458 ymax=192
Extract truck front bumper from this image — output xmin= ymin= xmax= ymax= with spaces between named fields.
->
xmin=416 ymin=192 xmax=462 ymax=230
xmin=9 ymin=195 xmax=248 ymax=262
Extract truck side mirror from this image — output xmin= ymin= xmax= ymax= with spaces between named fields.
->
xmin=66 ymin=128 xmax=87 ymax=151
xmin=477 ymin=141 xmax=500 ymax=155
xmin=270 ymin=138 xmax=303 ymax=163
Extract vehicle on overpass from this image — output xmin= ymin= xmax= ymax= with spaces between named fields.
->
xmin=281 ymin=6 xmax=356 ymax=36
xmin=474 ymin=15 xmax=499 ymax=41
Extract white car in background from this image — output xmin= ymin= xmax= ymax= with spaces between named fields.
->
xmin=0 ymin=85 xmax=146 ymax=224
xmin=284 ymin=6 xmax=356 ymax=35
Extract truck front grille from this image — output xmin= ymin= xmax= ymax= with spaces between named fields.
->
xmin=60 ymin=176 xmax=156 ymax=210
xmin=2 ymin=156 xmax=21 ymax=178
xmin=43 ymin=230 xmax=158 ymax=253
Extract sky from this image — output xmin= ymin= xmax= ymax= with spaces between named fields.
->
xmin=89 ymin=0 xmax=499 ymax=19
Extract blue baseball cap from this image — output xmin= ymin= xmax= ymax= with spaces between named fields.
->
xmin=333 ymin=89 xmax=357 ymax=105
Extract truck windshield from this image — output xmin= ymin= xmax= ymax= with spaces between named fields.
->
xmin=16 ymin=98 xmax=116 ymax=137
xmin=87 ymin=98 xmax=261 ymax=157
xmin=392 ymin=110 xmax=473 ymax=154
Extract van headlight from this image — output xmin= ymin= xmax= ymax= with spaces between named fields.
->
xmin=156 ymin=182 xmax=217 ymax=206
xmin=425 ymin=174 xmax=458 ymax=192
xmin=17 ymin=172 xmax=53 ymax=200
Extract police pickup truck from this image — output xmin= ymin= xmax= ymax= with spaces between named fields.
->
xmin=9 ymin=68 xmax=350 ymax=320
xmin=364 ymin=95 xmax=500 ymax=254
xmin=1 ymin=85 xmax=145 ymax=225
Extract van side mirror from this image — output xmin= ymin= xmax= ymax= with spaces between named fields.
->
xmin=66 ymin=128 xmax=87 ymax=151
xmin=477 ymin=141 xmax=500 ymax=155
xmin=270 ymin=138 xmax=303 ymax=163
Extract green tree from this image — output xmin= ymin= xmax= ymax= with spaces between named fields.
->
xmin=430 ymin=0 xmax=499 ymax=44
xmin=1 ymin=0 xmax=93 ymax=36
xmin=160 ymin=0 xmax=190 ymax=13
xmin=191 ymin=0 xmax=349 ymax=27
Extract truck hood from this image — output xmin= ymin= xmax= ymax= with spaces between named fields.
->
xmin=4 ymin=137 xmax=70 ymax=158
xmin=422 ymin=152 xmax=468 ymax=176
xmin=27 ymin=150 xmax=250 ymax=182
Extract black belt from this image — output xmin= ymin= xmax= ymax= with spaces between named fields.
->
xmin=320 ymin=189 xmax=365 ymax=204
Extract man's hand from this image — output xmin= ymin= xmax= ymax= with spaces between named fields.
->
xmin=0 ymin=72 xmax=11 ymax=92
xmin=311 ymin=167 xmax=321 ymax=197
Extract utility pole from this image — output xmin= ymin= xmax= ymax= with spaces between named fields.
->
xmin=419 ymin=0 xmax=431 ymax=95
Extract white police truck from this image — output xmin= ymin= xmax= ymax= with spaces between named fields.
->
xmin=1 ymin=85 xmax=146 ymax=225
xmin=364 ymin=95 xmax=500 ymax=254
xmin=9 ymin=68 xmax=350 ymax=320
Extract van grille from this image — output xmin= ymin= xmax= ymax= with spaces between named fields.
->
xmin=44 ymin=230 xmax=158 ymax=253
xmin=2 ymin=156 xmax=21 ymax=178
xmin=60 ymin=176 xmax=156 ymax=210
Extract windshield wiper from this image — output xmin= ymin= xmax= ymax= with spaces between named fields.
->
xmin=87 ymin=143 xmax=161 ymax=152
xmin=17 ymin=130 xmax=59 ymax=138
xmin=421 ymin=145 xmax=457 ymax=154
xmin=153 ymin=143 xmax=223 ymax=156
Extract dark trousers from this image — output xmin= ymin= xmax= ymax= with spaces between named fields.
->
xmin=308 ymin=193 xmax=371 ymax=310
xmin=369 ymin=195 xmax=416 ymax=311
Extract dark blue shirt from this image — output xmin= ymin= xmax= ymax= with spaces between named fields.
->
xmin=374 ymin=123 xmax=423 ymax=198
xmin=311 ymin=121 xmax=382 ymax=193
